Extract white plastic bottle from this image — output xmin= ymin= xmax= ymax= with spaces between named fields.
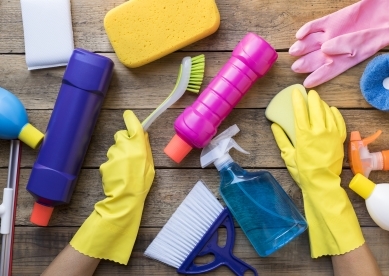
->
xmin=349 ymin=173 xmax=389 ymax=231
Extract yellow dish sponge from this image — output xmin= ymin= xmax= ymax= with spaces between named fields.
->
xmin=104 ymin=0 xmax=220 ymax=68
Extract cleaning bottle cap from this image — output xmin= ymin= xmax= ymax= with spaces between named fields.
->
xmin=233 ymin=33 xmax=278 ymax=77
xmin=30 ymin=202 xmax=54 ymax=226
xmin=18 ymin=123 xmax=44 ymax=149
xmin=164 ymin=134 xmax=193 ymax=163
xmin=381 ymin=150 xmax=389 ymax=171
xmin=200 ymin=124 xmax=249 ymax=169
xmin=348 ymin=130 xmax=384 ymax=177
xmin=349 ymin=173 xmax=376 ymax=200
xmin=63 ymin=48 xmax=114 ymax=95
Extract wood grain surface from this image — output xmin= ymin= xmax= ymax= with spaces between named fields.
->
xmin=1 ymin=0 xmax=388 ymax=275
xmin=11 ymin=227 xmax=389 ymax=275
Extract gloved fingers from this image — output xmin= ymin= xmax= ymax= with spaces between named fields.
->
xmin=144 ymin=132 xmax=156 ymax=189
xmin=321 ymin=98 xmax=337 ymax=131
xmin=271 ymin=123 xmax=300 ymax=185
xmin=123 ymin=110 xmax=154 ymax=172
xmin=302 ymin=57 xmax=348 ymax=88
xmin=289 ymin=32 xmax=325 ymax=56
xmin=307 ymin=30 xmax=389 ymax=87
xmin=102 ymin=122 xmax=147 ymax=171
xmin=295 ymin=1 xmax=367 ymax=41
xmin=144 ymin=132 xmax=154 ymax=167
xmin=322 ymin=27 xmax=389 ymax=57
xmin=271 ymin=123 xmax=293 ymax=150
xmin=321 ymin=34 xmax=352 ymax=56
xmin=307 ymin=90 xmax=326 ymax=130
xmin=330 ymin=106 xmax=347 ymax=142
xmin=102 ymin=130 xmax=130 ymax=170
xmin=295 ymin=16 xmax=326 ymax=40
xmin=100 ymin=111 xmax=152 ymax=193
xmin=291 ymin=50 xmax=329 ymax=73
xmin=123 ymin=110 xmax=145 ymax=142
xmin=292 ymin=89 xmax=310 ymax=130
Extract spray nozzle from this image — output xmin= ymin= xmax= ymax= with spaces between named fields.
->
xmin=200 ymin=125 xmax=249 ymax=169
xmin=349 ymin=130 xmax=389 ymax=177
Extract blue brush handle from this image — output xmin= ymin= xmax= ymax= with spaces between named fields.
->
xmin=177 ymin=208 xmax=258 ymax=276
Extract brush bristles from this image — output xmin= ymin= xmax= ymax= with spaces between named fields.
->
xmin=187 ymin=54 xmax=205 ymax=93
xmin=144 ymin=181 xmax=223 ymax=268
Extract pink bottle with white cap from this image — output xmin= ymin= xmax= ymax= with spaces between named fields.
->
xmin=164 ymin=32 xmax=278 ymax=163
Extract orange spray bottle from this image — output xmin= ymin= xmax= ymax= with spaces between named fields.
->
xmin=349 ymin=130 xmax=389 ymax=177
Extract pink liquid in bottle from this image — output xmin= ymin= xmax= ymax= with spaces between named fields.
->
xmin=164 ymin=33 xmax=277 ymax=163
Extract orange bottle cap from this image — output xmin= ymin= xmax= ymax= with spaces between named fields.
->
xmin=30 ymin=202 xmax=54 ymax=226
xmin=164 ymin=134 xmax=192 ymax=163
xmin=382 ymin=150 xmax=389 ymax=171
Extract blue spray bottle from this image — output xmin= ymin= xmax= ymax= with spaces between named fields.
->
xmin=200 ymin=125 xmax=307 ymax=257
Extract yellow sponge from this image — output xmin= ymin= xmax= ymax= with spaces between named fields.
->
xmin=265 ymin=84 xmax=307 ymax=146
xmin=104 ymin=0 xmax=220 ymax=68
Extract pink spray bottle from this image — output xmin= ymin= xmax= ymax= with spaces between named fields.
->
xmin=164 ymin=32 xmax=278 ymax=163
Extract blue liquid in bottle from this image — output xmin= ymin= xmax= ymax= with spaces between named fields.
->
xmin=219 ymin=161 xmax=307 ymax=257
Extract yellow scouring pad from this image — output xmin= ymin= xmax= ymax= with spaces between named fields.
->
xmin=265 ymin=84 xmax=307 ymax=146
xmin=104 ymin=0 xmax=220 ymax=68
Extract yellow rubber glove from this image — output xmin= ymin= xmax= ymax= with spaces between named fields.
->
xmin=70 ymin=110 xmax=155 ymax=264
xmin=270 ymin=90 xmax=364 ymax=258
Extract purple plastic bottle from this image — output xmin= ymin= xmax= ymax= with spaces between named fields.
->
xmin=26 ymin=48 xmax=114 ymax=226
xmin=164 ymin=33 xmax=277 ymax=163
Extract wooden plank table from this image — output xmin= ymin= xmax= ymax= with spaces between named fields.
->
xmin=1 ymin=0 xmax=389 ymax=275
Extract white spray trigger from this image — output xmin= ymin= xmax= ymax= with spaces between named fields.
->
xmin=208 ymin=124 xmax=240 ymax=144
xmin=200 ymin=125 xmax=249 ymax=168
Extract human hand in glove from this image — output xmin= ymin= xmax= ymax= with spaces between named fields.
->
xmin=70 ymin=110 xmax=155 ymax=265
xmin=270 ymin=90 xmax=365 ymax=258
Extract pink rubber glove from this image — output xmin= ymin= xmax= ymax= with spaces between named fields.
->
xmin=289 ymin=0 xmax=389 ymax=56
xmin=291 ymin=26 xmax=389 ymax=88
